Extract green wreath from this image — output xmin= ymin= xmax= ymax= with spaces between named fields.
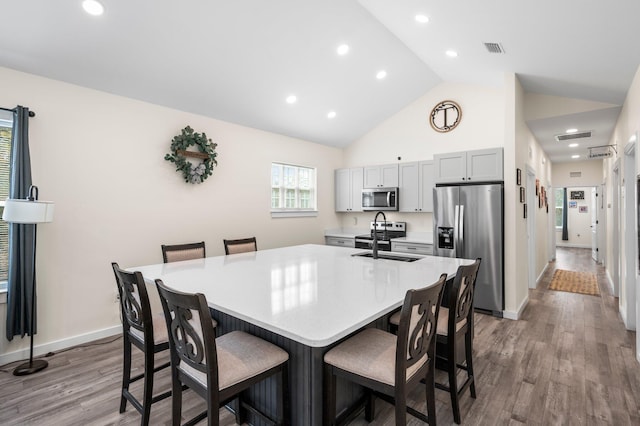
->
xmin=165 ymin=126 xmax=218 ymax=184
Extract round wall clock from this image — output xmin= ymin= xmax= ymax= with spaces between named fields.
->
xmin=429 ymin=100 xmax=462 ymax=133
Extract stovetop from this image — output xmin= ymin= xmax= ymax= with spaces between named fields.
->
xmin=356 ymin=221 xmax=406 ymax=241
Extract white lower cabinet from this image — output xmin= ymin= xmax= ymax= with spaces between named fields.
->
xmin=391 ymin=241 xmax=433 ymax=255
xmin=325 ymin=236 xmax=355 ymax=248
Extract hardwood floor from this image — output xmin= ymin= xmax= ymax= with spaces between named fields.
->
xmin=1 ymin=247 xmax=638 ymax=425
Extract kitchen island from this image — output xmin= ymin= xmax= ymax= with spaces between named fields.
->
xmin=131 ymin=244 xmax=472 ymax=425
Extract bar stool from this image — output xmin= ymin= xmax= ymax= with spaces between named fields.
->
xmin=223 ymin=237 xmax=257 ymax=255
xmin=111 ymin=262 xmax=171 ymax=426
xmin=161 ymin=241 xmax=206 ymax=263
xmin=323 ymin=274 xmax=447 ymax=425
xmin=435 ymin=258 xmax=481 ymax=424
xmin=155 ymin=279 xmax=290 ymax=426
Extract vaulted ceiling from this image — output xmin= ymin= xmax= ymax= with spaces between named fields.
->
xmin=1 ymin=1 xmax=639 ymax=162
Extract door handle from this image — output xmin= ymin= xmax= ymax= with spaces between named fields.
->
xmin=458 ymin=205 xmax=464 ymax=257
xmin=454 ymin=205 xmax=459 ymax=257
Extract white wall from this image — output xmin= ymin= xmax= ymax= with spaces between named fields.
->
xmin=603 ymin=64 xmax=640 ymax=348
xmin=554 ymin=186 xmax=594 ymax=248
xmin=0 ymin=67 xmax=343 ymax=362
xmin=341 ymin=82 xmax=505 ymax=233
xmin=552 ymin=160 xmax=603 ymax=187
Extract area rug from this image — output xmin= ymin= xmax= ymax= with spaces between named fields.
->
xmin=549 ymin=269 xmax=600 ymax=296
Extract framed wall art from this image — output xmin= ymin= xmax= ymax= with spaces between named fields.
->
xmin=516 ymin=168 xmax=521 ymax=186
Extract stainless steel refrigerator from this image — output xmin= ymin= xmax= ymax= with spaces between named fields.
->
xmin=433 ymin=183 xmax=504 ymax=316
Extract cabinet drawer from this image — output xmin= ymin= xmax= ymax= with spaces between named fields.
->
xmin=325 ymin=236 xmax=355 ymax=248
xmin=391 ymin=241 xmax=432 ymax=255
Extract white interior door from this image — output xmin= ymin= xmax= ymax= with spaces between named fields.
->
xmin=591 ymin=187 xmax=597 ymax=261
xmin=613 ymin=160 xmax=620 ymax=297
xmin=623 ymin=141 xmax=636 ymax=330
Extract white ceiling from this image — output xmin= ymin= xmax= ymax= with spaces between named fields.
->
xmin=1 ymin=1 xmax=639 ymax=162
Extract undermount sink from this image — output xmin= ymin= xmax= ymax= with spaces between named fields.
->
xmin=352 ymin=252 xmax=421 ymax=262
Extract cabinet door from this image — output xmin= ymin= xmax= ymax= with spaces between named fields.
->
xmin=434 ymin=152 xmax=467 ymax=183
xmin=466 ymin=148 xmax=503 ymax=182
xmin=363 ymin=166 xmax=381 ymax=188
xmin=380 ymin=164 xmax=399 ymax=187
xmin=399 ymin=162 xmax=419 ymax=212
xmin=364 ymin=164 xmax=399 ymax=188
xmin=335 ymin=168 xmax=351 ymax=212
xmin=349 ymin=168 xmax=364 ymax=212
xmin=419 ymin=161 xmax=435 ymax=212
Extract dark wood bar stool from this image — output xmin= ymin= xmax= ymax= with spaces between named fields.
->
xmin=435 ymin=258 xmax=481 ymax=424
xmin=155 ymin=279 xmax=290 ymax=426
xmin=161 ymin=241 xmax=206 ymax=263
xmin=111 ymin=262 xmax=171 ymax=426
xmin=323 ymin=274 xmax=447 ymax=425
xmin=223 ymin=237 xmax=257 ymax=255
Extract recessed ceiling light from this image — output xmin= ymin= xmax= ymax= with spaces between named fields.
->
xmin=566 ymin=128 xmax=578 ymax=133
xmin=445 ymin=50 xmax=458 ymax=58
xmin=82 ymin=0 xmax=104 ymax=16
xmin=569 ymin=143 xmax=579 ymax=148
xmin=571 ymin=155 xmax=580 ymax=159
xmin=327 ymin=111 xmax=337 ymax=119
xmin=286 ymin=95 xmax=297 ymax=104
xmin=415 ymin=14 xmax=429 ymax=23
xmin=337 ymin=44 xmax=349 ymax=56
xmin=376 ymin=70 xmax=387 ymax=80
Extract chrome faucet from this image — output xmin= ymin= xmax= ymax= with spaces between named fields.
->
xmin=372 ymin=211 xmax=387 ymax=259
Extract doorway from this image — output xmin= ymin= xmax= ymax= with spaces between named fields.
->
xmin=622 ymin=141 xmax=636 ymax=330
xmin=612 ymin=159 xmax=620 ymax=297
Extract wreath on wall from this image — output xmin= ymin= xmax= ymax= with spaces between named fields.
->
xmin=164 ymin=126 xmax=218 ymax=184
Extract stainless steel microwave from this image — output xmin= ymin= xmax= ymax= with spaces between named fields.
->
xmin=362 ymin=187 xmax=399 ymax=211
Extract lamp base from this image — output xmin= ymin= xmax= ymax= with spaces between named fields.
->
xmin=13 ymin=359 xmax=48 ymax=376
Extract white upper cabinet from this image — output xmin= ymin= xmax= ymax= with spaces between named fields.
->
xmin=363 ymin=164 xmax=399 ymax=188
xmin=434 ymin=148 xmax=503 ymax=183
xmin=335 ymin=167 xmax=363 ymax=212
xmin=399 ymin=161 xmax=434 ymax=212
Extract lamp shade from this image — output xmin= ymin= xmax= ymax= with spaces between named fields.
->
xmin=2 ymin=198 xmax=54 ymax=224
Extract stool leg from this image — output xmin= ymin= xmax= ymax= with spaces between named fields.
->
xmin=425 ymin=363 xmax=437 ymax=426
xmin=466 ymin=330 xmax=476 ymax=398
xmin=141 ymin=347 xmax=154 ymax=425
xmin=120 ymin=335 xmax=131 ymax=413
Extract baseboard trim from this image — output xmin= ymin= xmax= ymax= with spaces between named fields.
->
xmin=555 ymin=243 xmax=591 ymax=249
xmin=0 ymin=325 xmax=121 ymax=367
xmin=535 ymin=263 xmax=549 ymax=288
xmin=503 ymin=294 xmax=529 ymax=320
xmin=605 ymin=269 xmax=616 ymax=296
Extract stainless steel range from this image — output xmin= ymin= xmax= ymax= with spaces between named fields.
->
xmin=354 ymin=221 xmax=406 ymax=251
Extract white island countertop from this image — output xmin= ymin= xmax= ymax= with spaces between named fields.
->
xmin=131 ymin=244 xmax=471 ymax=347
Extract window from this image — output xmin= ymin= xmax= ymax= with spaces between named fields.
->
xmin=271 ymin=163 xmax=317 ymax=217
xmin=0 ymin=112 xmax=12 ymax=285
xmin=555 ymin=188 xmax=564 ymax=228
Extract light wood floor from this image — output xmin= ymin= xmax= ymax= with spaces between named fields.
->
xmin=1 ymin=248 xmax=638 ymax=425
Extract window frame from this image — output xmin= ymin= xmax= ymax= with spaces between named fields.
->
xmin=0 ymin=110 xmax=12 ymax=295
xmin=271 ymin=162 xmax=318 ymax=218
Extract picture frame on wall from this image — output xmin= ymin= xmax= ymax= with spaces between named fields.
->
xmin=535 ymin=179 xmax=539 ymax=196
xmin=516 ymin=168 xmax=521 ymax=186
xmin=523 ymin=203 xmax=527 ymax=219
xmin=569 ymin=201 xmax=577 ymax=208
xmin=579 ymin=206 xmax=588 ymax=213
xmin=520 ymin=186 xmax=525 ymax=203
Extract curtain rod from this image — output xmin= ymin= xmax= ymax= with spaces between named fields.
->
xmin=0 ymin=106 xmax=36 ymax=117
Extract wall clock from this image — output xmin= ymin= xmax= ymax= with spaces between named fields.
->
xmin=429 ymin=100 xmax=462 ymax=133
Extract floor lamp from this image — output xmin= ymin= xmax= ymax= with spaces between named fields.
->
xmin=2 ymin=185 xmax=54 ymax=376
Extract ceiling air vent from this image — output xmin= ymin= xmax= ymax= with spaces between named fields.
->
xmin=484 ymin=42 xmax=505 ymax=54
xmin=569 ymin=172 xmax=582 ymax=178
xmin=555 ymin=131 xmax=592 ymax=141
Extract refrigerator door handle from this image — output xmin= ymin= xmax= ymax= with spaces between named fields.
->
xmin=454 ymin=204 xmax=460 ymax=257
xmin=458 ymin=204 xmax=464 ymax=257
